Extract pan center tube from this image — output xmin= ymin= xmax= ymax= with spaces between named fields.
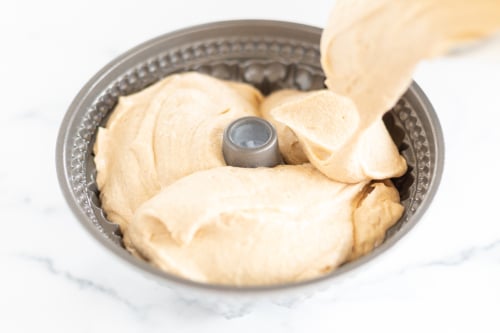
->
xmin=222 ymin=116 xmax=283 ymax=168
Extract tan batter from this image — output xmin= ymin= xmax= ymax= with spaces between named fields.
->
xmin=95 ymin=72 xmax=404 ymax=285
xmin=261 ymin=89 xmax=407 ymax=183
xmin=321 ymin=0 xmax=500 ymax=120
xmin=128 ymin=164 xmax=402 ymax=285
xmin=94 ymin=1 xmax=500 ymax=285
xmin=262 ymin=0 xmax=500 ymax=184
xmin=94 ymin=72 xmax=262 ymax=235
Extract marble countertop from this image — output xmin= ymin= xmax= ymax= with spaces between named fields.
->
xmin=2 ymin=0 xmax=500 ymax=332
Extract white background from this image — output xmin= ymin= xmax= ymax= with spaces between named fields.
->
xmin=1 ymin=0 xmax=500 ymax=332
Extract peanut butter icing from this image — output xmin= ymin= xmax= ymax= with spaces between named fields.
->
xmin=93 ymin=1 xmax=500 ymax=286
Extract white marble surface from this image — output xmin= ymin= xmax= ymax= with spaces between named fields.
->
xmin=2 ymin=0 xmax=500 ymax=331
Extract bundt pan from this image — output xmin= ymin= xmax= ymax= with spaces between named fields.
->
xmin=56 ymin=20 xmax=444 ymax=316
